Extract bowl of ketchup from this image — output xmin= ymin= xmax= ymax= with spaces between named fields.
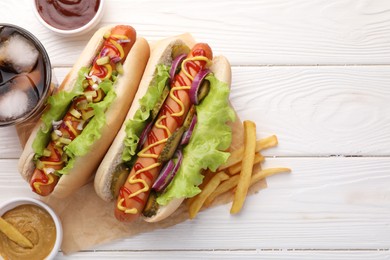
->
xmin=33 ymin=0 xmax=104 ymax=36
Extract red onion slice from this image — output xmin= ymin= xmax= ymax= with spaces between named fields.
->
xmin=152 ymin=159 xmax=174 ymax=192
xmin=169 ymin=54 xmax=187 ymax=81
xmin=138 ymin=121 xmax=154 ymax=149
xmin=171 ymin=150 xmax=183 ymax=178
xmin=190 ymin=69 xmax=210 ymax=105
xmin=180 ymin=114 xmax=197 ymax=146
xmin=152 ymin=150 xmax=183 ymax=192
xmin=100 ymin=47 xmax=109 ymax=58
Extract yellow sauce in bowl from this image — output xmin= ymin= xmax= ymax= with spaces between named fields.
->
xmin=0 ymin=204 xmax=56 ymax=260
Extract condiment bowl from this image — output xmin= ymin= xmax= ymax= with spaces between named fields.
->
xmin=0 ymin=197 xmax=62 ymax=260
xmin=32 ymin=0 xmax=105 ymax=36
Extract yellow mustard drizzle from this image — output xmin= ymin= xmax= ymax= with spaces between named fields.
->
xmin=103 ymin=64 xmax=113 ymax=80
xmin=138 ymin=139 xmax=168 ymax=159
xmin=119 ymin=56 xmax=210 ymax=214
xmin=117 ymin=162 xmax=161 ymax=214
xmin=181 ymin=56 xmax=212 ymax=81
xmin=111 ymin=34 xmax=129 ymax=40
xmin=33 ymin=173 xmax=55 ymax=194
xmin=65 ymin=120 xmax=78 ymax=138
xmin=170 ymin=86 xmax=191 ymax=117
xmin=155 ymin=116 xmax=171 ymax=137
xmin=110 ymin=39 xmax=125 ymax=59
xmin=40 ymin=161 xmax=63 ymax=166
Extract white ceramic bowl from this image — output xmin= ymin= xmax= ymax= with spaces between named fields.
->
xmin=32 ymin=0 xmax=105 ymax=36
xmin=0 ymin=197 xmax=62 ymax=260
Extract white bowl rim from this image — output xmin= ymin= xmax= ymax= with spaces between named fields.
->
xmin=32 ymin=0 xmax=105 ymax=36
xmin=0 ymin=197 xmax=62 ymax=260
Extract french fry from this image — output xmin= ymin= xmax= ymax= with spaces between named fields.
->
xmin=227 ymin=153 xmax=265 ymax=175
xmin=256 ymin=135 xmax=278 ymax=151
xmin=185 ymin=170 xmax=215 ymax=207
xmin=188 ymin=171 xmax=229 ymax=219
xmin=204 ymin=175 xmax=240 ymax=207
xmin=206 ymin=167 xmax=291 ymax=207
xmin=230 ymin=120 xmax=257 ymax=214
xmin=0 ymin=217 xmax=33 ymax=248
xmin=219 ymin=135 xmax=278 ymax=170
xmin=249 ymin=167 xmax=291 ymax=187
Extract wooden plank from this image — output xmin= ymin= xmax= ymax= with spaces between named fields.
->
xmin=54 ymin=250 xmax=390 ymax=259
xmin=1 ymin=66 xmax=389 ymax=159
xmin=52 ymin=66 xmax=390 ymax=157
xmin=0 ymin=159 xmax=36 ymax=198
xmin=93 ymin=158 xmax=390 ymax=250
xmin=0 ymin=126 xmax=22 ymax=159
xmin=0 ymin=0 xmax=389 ymax=66
xmin=230 ymin=65 xmax=390 ymax=156
xmin=1 ymin=157 xmax=389 ymax=250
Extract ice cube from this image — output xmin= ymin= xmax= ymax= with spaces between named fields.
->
xmin=0 ymin=89 xmax=29 ymax=119
xmin=0 ymin=33 xmax=39 ymax=73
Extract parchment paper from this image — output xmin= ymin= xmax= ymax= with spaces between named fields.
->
xmin=16 ymin=103 xmax=267 ymax=255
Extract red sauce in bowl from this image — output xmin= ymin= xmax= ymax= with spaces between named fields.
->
xmin=35 ymin=0 xmax=101 ymax=30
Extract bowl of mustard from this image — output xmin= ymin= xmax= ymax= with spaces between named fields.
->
xmin=0 ymin=197 xmax=62 ymax=260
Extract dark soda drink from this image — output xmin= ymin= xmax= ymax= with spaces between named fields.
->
xmin=0 ymin=24 xmax=51 ymax=126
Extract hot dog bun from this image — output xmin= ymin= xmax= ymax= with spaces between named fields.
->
xmin=18 ymin=25 xmax=150 ymax=198
xmin=94 ymin=33 xmax=196 ymax=202
xmin=94 ymin=34 xmax=233 ymax=223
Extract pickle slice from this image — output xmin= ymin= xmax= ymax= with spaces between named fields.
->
xmin=182 ymin=105 xmax=196 ymax=130
xmin=110 ymin=165 xmax=130 ymax=199
xmin=142 ymin=190 xmax=159 ymax=218
xmin=197 ymin=80 xmax=210 ymax=103
xmin=158 ymin=127 xmax=185 ymax=163
xmin=171 ymin=44 xmax=190 ymax=60
xmin=150 ymin=85 xmax=170 ymax=120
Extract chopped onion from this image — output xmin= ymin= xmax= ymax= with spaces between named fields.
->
xmin=190 ymin=69 xmax=210 ymax=105
xmin=138 ymin=121 xmax=154 ymax=149
xmin=52 ymin=119 xmax=63 ymax=128
xmin=77 ymin=120 xmax=85 ymax=131
xmin=180 ymin=114 xmax=197 ymax=146
xmin=91 ymin=75 xmax=102 ymax=84
xmin=43 ymin=167 xmax=55 ymax=175
xmin=152 ymin=150 xmax=183 ymax=192
xmin=54 ymin=129 xmax=63 ymax=137
xmin=92 ymin=83 xmax=99 ymax=90
xmin=169 ymin=54 xmax=187 ymax=81
xmin=111 ymin=56 xmax=121 ymax=63
xmin=118 ymin=39 xmax=131 ymax=44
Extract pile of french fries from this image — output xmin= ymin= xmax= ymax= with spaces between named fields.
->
xmin=187 ymin=120 xmax=291 ymax=218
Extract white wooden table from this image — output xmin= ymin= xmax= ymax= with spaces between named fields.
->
xmin=1 ymin=0 xmax=390 ymax=259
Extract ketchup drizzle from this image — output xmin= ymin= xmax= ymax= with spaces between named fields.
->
xmin=146 ymin=131 xmax=159 ymax=155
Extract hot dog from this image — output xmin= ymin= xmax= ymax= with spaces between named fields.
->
xmin=94 ymin=34 xmax=235 ymax=222
xmin=18 ymin=25 xmax=150 ymax=198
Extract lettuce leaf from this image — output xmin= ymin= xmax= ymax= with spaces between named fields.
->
xmin=59 ymin=79 xmax=116 ymax=175
xmin=122 ymin=64 xmax=170 ymax=162
xmin=157 ymin=74 xmax=235 ymax=205
xmin=32 ymin=67 xmax=88 ymax=157
xmin=32 ymin=67 xmax=116 ymax=176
